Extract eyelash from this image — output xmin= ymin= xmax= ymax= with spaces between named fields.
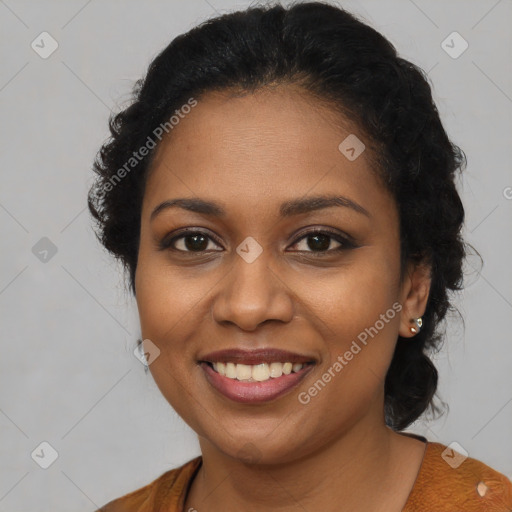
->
xmin=158 ymin=228 xmax=357 ymax=256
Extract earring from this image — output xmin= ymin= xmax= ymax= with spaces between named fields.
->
xmin=410 ymin=317 xmax=423 ymax=334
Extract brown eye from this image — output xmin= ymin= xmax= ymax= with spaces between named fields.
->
xmin=160 ymin=230 xmax=223 ymax=252
xmin=289 ymin=229 xmax=355 ymax=254
xmin=298 ymin=233 xmax=338 ymax=252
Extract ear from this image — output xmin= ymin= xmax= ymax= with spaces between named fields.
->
xmin=398 ymin=261 xmax=432 ymax=338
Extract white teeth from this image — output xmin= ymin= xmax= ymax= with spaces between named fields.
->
xmin=269 ymin=362 xmax=283 ymax=378
xmin=215 ymin=362 xmax=226 ymax=376
xmin=252 ymin=363 xmax=270 ymax=381
xmin=210 ymin=361 xmax=306 ymax=382
xmin=225 ymin=362 xmax=237 ymax=379
xmin=236 ymin=364 xmax=252 ymax=381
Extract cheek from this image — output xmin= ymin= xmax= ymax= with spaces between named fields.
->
xmin=134 ymin=260 xmax=197 ymax=407
xmin=302 ymin=248 xmax=401 ymax=340
xmin=135 ymin=249 xmax=208 ymax=341
xmin=296 ymin=283 xmax=400 ymax=440
xmin=297 ymin=247 xmax=401 ymax=403
xmin=135 ymin=261 xmax=206 ymax=427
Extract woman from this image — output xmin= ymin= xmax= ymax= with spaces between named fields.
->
xmin=88 ymin=2 xmax=512 ymax=510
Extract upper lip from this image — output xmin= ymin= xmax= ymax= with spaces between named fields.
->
xmin=199 ymin=348 xmax=316 ymax=365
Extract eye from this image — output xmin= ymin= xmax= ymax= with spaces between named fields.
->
xmin=288 ymin=229 xmax=355 ymax=254
xmin=159 ymin=228 xmax=356 ymax=255
xmin=160 ymin=230 xmax=223 ymax=252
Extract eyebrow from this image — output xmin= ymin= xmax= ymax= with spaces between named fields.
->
xmin=150 ymin=194 xmax=370 ymax=222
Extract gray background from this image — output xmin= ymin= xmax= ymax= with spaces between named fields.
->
xmin=1 ymin=0 xmax=511 ymax=510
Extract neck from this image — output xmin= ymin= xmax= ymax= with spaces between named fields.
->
xmin=186 ymin=409 xmax=418 ymax=512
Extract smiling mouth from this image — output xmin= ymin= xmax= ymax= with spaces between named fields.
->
xmin=200 ymin=359 xmax=315 ymax=403
xmin=205 ymin=361 xmax=314 ymax=382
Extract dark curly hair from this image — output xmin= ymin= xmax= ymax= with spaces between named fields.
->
xmin=88 ymin=0 xmax=468 ymax=430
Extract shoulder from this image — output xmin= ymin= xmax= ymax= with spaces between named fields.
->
xmin=95 ymin=456 xmax=202 ymax=512
xmin=404 ymin=441 xmax=512 ymax=512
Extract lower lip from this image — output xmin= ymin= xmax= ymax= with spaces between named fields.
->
xmin=200 ymin=362 xmax=314 ymax=403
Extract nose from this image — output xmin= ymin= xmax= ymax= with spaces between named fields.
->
xmin=211 ymin=251 xmax=295 ymax=331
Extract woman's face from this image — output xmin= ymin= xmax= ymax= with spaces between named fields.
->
xmin=135 ymin=86 xmax=426 ymax=464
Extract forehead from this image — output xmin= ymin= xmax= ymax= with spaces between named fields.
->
xmin=143 ymin=86 xmax=389 ymax=218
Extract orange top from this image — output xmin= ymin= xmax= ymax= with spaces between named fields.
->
xmin=96 ymin=441 xmax=512 ymax=511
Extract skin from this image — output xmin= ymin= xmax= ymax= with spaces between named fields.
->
xmin=134 ymin=85 xmax=432 ymax=512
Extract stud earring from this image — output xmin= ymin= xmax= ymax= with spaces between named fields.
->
xmin=410 ymin=317 xmax=423 ymax=334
